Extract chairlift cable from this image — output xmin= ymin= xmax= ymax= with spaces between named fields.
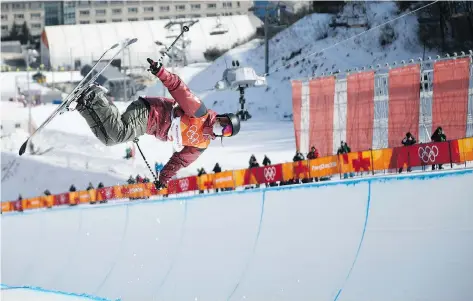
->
xmin=264 ymin=0 xmax=440 ymax=77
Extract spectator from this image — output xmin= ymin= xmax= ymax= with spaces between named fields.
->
xmin=431 ymin=126 xmax=446 ymax=170
xmin=197 ymin=167 xmax=207 ymax=176
xmin=399 ymin=132 xmax=416 ymax=173
xmin=127 ymin=175 xmax=136 ymax=184
xmin=69 ymin=184 xmax=77 ymax=192
xmin=212 ymin=163 xmax=222 ymax=192
xmin=337 ymin=141 xmax=351 ymax=155
xmin=307 ymin=146 xmax=319 ymax=160
xmin=136 ymin=174 xmax=144 ymax=183
xmin=293 ymin=150 xmax=305 ymax=162
xmin=44 ymin=189 xmax=51 ymax=196
xmin=337 ymin=141 xmax=354 ymax=179
xmin=143 ymin=176 xmax=150 ymax=183
xmin=249 ymin=155 xmax=259 ymax=168
xmin=212 ymin=163 xmax=222 ymax=173
xmin=97 ymin=182 xmax=105 ymax=189
xmin=124 ymin=147 xmax=133 ymax=160
xmin=306 ymin=146 xmax=320 ymax=182
xmin=262 ymin=155 xmax=272 ymax=166
xmin=197 ymin=168 xmax=207 ymax=193
xmin=86 ymin=182 xmax=94 ymax=190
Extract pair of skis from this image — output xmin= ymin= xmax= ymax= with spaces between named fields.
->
xmin=18 ymin=37 xmax=138 ymax=156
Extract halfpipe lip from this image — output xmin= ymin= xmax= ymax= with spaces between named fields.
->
xmin=2 ymin=167 xmax=472 ymax=218
xmin=0 ymin=284 xmax=115 ymax=301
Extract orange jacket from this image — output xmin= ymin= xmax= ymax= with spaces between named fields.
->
xmin=144 ymin=67 xmax=217 ymax=185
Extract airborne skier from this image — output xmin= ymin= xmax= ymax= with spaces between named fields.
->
xmin=75 ymin=58 xmax=241 ymax=189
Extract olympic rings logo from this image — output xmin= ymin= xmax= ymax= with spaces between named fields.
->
xmin=418 ymin=145 xmax=439 ymax=163
xmin=186 ymin=125 xmax=200 ymax=145
xmin=264 ymin=166 xmax=277 ymax=181
xmin=179 ymin=178 xmax=189 ymax=191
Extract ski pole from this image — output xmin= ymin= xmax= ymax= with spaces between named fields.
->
xmin=133 ymin=137 xmax=160 ymax=186
xmin=157 ymin=25 xmax=189 ymax=64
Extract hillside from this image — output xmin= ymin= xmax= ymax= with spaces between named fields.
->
xmin=188 ymin=2 xmax=437 ymax=120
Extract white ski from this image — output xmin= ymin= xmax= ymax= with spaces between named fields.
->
xmin=19 ymin=38 xmax=138 ymax=156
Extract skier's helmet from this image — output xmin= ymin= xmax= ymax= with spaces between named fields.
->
xmin=216 ymin=113 xmax=240 ymax=137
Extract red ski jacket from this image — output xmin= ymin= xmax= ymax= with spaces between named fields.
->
xmin=143 ymin=67 xmax=217 ymax=185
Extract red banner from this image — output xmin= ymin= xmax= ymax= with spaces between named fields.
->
xmin=97 ymin=187 xmax=116 ymax=201
xmin=309 ymin=76 xmax=335 ymax=156
xmin=245 ymin=164 xmax=283 ymax=184
xmin=346 ymin=71 xmax=375 ymax=151
xmin=432 ymin=58 xmax=470 ymax=140
xmin=12 ymin=200 xmax=23 ymax=211
xmin=391 ymin=142 xmax=451 ymax=168
xmin=292 ymin=80 xmax=303 ymax=152
xmin=168 ymin=176 xmax=198 ymax=194
xmin=388 ymin=65 xmax=421 ymax=147
xmin=54 ymin=193 xmax=70 ymax=206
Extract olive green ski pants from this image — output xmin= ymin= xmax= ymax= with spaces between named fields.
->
xmin=78 ymin=91 xmax=150 ymax=146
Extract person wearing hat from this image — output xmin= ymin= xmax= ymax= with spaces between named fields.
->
xmin=74 ymin=58 xmax=241 ymax=189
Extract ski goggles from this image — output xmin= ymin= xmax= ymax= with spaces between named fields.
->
xmin=222 ymin=124 xmax=233 ymax=137
xmin=217 ymin=116 xmax=233 ymax=137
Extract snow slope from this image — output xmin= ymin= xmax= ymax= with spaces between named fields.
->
xmin=0 ymin=63 xmax=296 ymax=201
xmin=188 ymin=2 xmax=437 ymax=120
xmin=2 ymin=169 xmax=473 ymax=301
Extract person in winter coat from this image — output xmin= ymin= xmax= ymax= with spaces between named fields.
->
xmin=293 ymin=151 xmax=305 ymax=162
xmin=307 ymin=146 xmax=319 ymax=160
xmin=197 ymin=167 xmax=207 ymax=194
xmin=399 ymin=132 xmax=417 ymax=173
xmin=212 ymin=163 xmax=222 ymax=173
xmin=337 ymin=141 xmax=351 ymax=155
xmin=249 ymin=155 xmax=260 ymax=168
xmin=135 ymin=174 xmax=144 ymax=183
xmin=431 ymin=126 xmax=446 ymax=170
xmin=69 ymin=184 xmax=77 ymax=192
xmin=86 ymin=182 xmax=94 ymax=190
xmin=127 ymin=175 xmax=136 ymax=184
xmin=97 ymin=182 xmax=104 ymax=189
xmin=212 ymin=163 xmax=222 ymax=192
xmin=262 ymin=155 xmax=271 ymax=166
xmin=75 ymin=58 xmax=241 ymax=190
xmin=337 ymin=141 xmax=353 ymax=178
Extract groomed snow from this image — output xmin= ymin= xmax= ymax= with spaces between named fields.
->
xmin=2 ymin=170 xmax=473 ymax=301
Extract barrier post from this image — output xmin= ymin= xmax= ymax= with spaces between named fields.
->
xmin=370 ymin=149 xmax=374 ymax=175
xmin=448 ymin=140 xmax=453 ymax=169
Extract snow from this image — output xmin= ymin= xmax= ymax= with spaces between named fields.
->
xmin=0 ymin=2 xmax=455 ymax=203
xmin=0 ymin=71 xmax=82 ymax=101
xmin=1 ymin=5 xmax=473 ymax=300
xmin=187 ymin=2 xmax=436 ymax=120
xmin=0 ymin=99 xmax=296 ymax=201
xmin=2 ymin=170 xmax=473 ymax=301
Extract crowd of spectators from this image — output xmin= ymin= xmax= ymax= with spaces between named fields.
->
xmin=12 ymin=127 xmax=449 ymax=203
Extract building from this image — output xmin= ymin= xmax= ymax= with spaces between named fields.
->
xmin=251 ymin=1 xmax=311 ymax=22
xmin=1 ymin=1 xmax=44 ymax=38
xmin=1 ymin=1 xmax=252 ymax=40
xmin=40 ymin=13 xmax=262 ymax=69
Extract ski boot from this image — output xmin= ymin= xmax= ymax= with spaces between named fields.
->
xmin=70 ymin=83 xmax=109 ymax=112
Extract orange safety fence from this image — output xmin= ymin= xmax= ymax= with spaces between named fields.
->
xmin=2 ymin=138 xmax=473 ymax=214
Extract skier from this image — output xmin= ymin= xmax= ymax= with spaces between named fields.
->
xmin=75 ymin=58 xmax=241 ymax=189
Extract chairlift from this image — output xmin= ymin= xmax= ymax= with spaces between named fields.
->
xmin=209 ymin=16 xmax=229 ymax=35
xmin=165 ymin=26 xmax=180 ymax=39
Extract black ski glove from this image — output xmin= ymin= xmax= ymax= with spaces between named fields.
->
xmin=147 ymin=58 xmax=162 ymax=76
xmin=154 ymin=180 xmax=165 ymax=190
